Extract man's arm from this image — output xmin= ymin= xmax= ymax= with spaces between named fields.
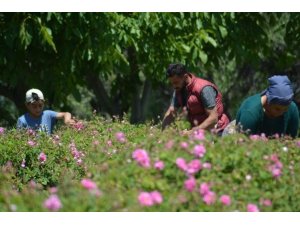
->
xmin=193 ymin=106 xmax=219 ymax=131
xmin=56 ymin=112 xmax=76 ymax=125
xmin=162 ymin=106 xmax=177 ymax=130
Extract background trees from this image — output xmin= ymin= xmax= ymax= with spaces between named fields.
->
xmin=1 ymin=12 xmax=299 ymax=126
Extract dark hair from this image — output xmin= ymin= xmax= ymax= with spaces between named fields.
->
xmin=166 ymin=63 xmax=187 ymax=78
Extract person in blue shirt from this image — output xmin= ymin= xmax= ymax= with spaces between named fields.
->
xmin=17 ymin=88 xmax=76 ymax=135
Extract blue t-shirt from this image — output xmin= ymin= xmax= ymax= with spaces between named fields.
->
xmin=17 ymin=110 xmax=58 ymax=135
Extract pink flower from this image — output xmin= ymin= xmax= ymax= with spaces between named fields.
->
xmin=43 ymin=194 xmax=62 ymax=211
xmin=184 ymin=177 xmax=196 ymax=192
xmin=203 ymin=191 xmax=216 ymax=205
xmin=93 ymin=140 xmax=100 ymax=146
xmin=270 ymin=154 xmax=279 ymax=163
xmin=29 ymin=180 xmax=37 ymax=189
xmin=150 ymin=191 xmax=163 ymax=204
xmin=180 ymin=142 xmax=189 ymax=149
xmin=165 ymin=140 xmax=174 ymax=149
xmin=138 ymin=192 xmax=154 ymax=206
xmin=261 ymin=199 xmax=272 ymax=207
xmin=73 ymin=121 xmax=85 ymax=131
xmin=154 ymin=160 xmax=164 ymax=170
xmin=27 ymin=129 xmax=36 ymax=136
xmin=49 ymin=187 xmax=58 ymax=194
xmin=38 ymin=152 xmax=47 ymax=164
xmin=81 ymin=178 xmax=97 ymax=190
xmin=0 ymin=127 xmax=5 ymax=135
xmin=199 ymin=182 xmax=210 ymax=196
xmin=53 ymin=135 xmax=60 ymax=141
xmin=193 ymin=145 xmax=206 ymax=158
xmin=203 ymin=162 xmax=212 ymax=169
xmin=107 ymin=140 xmax=112 ymax=146
xmin=76 ymin=158 xmax=83 ymax=165
xmin=247 ymin=203 xmax=260 ymax=212
xmin=192 ymin=129 xmax=205 ymax=140
xmin=132 ymin=149 xmax=151 ymax=168
xmin=186 ymin=159 xmax=202 ymax=175
xmin=220 ymin=195 xmax=231 ymax=206
xmin=27 ymin=140 xmax=36 ymax=146
xmin=250 ymin=134 xmax=260 ymax=141
xmin=296 ymin=140 xmax=300 ymax=148
xmin=271 ymin=168 xmax=282 ymax=178
xmin=115 ymin=132 xmax=126 ymax=143
xmin=176 ymin=158 xmax=187 ymax=171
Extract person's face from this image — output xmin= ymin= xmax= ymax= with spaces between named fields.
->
xmin=264 ymin=103 xmax=289 ymax=118
xmin=168 ymin=74 xmax=188 ymax=91
xmin=26 ymin=100 xmax=45 ymax=118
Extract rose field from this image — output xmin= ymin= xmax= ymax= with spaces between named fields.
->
xmin=1 ymin=117 xmax=300 ymax=212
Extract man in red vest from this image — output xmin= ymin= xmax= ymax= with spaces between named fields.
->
xmin=162 ymin=63 xmax=229 ymax=135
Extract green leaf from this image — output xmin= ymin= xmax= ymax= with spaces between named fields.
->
xmin=181 ymin=44 xmax=191 ymax=53
xmin=19 ymin=21 xmax=32 ymax=50
xmin=206 ymin=36 xmax=217 ymax=47
xmin=199 ymin=50 xmax=208 ymax=64
xmin=219 ymin=25 xmax=228 ymax=38
xmin=40 ymin=26 xmax=57 ymax=53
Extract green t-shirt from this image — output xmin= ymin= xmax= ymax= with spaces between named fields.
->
xmin=236 ymin=94 xmax=299 ymax=138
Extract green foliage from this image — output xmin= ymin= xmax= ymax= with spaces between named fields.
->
xmin=1 ymin=117 xmax=300 ymax=211
xmin=1 ymin=12 xmax=300 ymax=125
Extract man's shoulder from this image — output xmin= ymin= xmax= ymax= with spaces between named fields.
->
xmin=241 ymin=94 xmax=261 ymax=106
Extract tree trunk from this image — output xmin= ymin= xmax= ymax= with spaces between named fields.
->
xmin=85 ymin=67 xmax=115 ymax=116
xmin=140 ymin=78 xmax=152 ymax=122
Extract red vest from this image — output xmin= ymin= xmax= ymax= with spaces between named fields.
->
xmin=176 ymin=74 xmax=229 ymax=131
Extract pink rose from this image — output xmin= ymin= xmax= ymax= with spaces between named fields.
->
xmin=184 ymin=177 xmax=196 ymax=192
xmin=199 ymin=182 xmax=210 ymax=196
xmin=150 ymin=191 xmax=163 ymax=204
xmin=38 ymin=152 xmax=47 ymax=164
xmin=203 ymin=191 xmax=216 ymax=205
xmin=176 ymin=158 xmax=187 ymax=171
xmin=180 ymin=142 xmax=189 ymax=149
xmin=43 ymin=194 xmax=62 ymax=211
xmin=81 ymin=178 xmax=97 ymax=190
xmin=247 ymin=203 xmax=260 ymax=212
xmin=154 ymin=160 xmax=164 ymax=170
xmin=220 ymin=195 xmax=231 ymax=206
xmin=138 ymin=192 xmax=154 ymax=206
xmin=193 ymin=145 xmax=206 ymax=158
xmin=132 ymin=149 xmax=151 ymax=168
xmin=186 ymin=159 xmax=202 ymax=175
xmin=115 ymin=132 xmax=126 ymax=143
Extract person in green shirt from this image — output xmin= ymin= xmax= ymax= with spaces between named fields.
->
xmin=235 ymin=75 xmax=299 ymax=138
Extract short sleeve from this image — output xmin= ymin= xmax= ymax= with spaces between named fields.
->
xmin=17 ymin=118 xmax=24 ymax=129
xmin=200 ymin=86 xmax=217 ymax=109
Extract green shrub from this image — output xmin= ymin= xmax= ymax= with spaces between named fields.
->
xmin=0 ymin=117 xmax=300 ymax=212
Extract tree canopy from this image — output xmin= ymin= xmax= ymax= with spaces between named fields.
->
xmin=1 ymin=12 xmax=300 ymax=126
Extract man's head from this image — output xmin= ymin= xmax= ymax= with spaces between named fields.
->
xmin=166 ymin=63 xmax=189 ymax=91
xmin=263 ymin=75 xmax=294 ymax=118
xmin=25 ymin=89 xmax=45 ymax=118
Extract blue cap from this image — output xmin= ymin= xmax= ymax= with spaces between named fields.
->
xmin=262 ymin=75 xmax=294 ymax=106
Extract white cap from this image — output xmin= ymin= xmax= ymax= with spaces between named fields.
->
xmin=25 ymin=89 xmax=44 ymax=103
